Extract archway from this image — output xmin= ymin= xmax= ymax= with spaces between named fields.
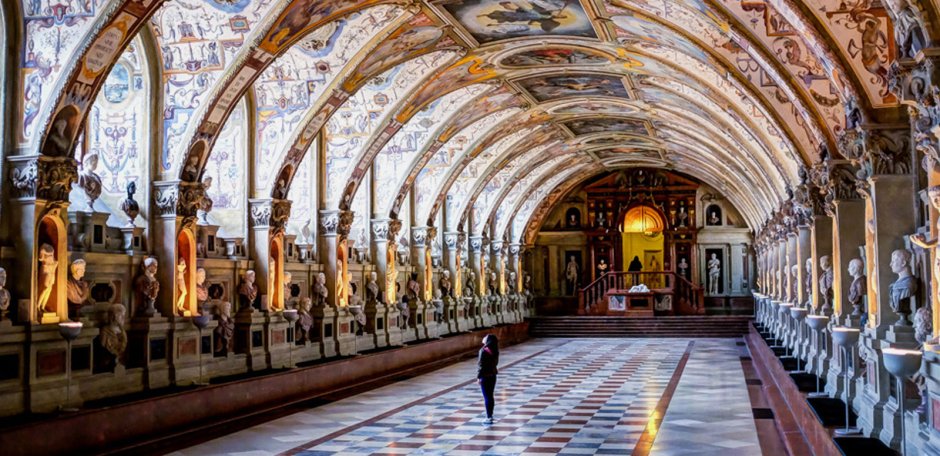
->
xmin=619 ymin=205 xmax=665 ymax=288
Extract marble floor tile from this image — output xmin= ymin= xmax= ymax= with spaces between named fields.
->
xmin=173 ymin=338 xmax=765 ymax=456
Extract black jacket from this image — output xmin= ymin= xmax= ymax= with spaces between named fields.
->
xmin=477 ymin=345 xmax=499 ymax=378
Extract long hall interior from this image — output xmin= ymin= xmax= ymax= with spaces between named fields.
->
xmin=1 ymin=0 xmax=940 ymax=454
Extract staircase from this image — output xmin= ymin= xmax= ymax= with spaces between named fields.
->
xmin=528 ymin=316 xmax=752 ymax=338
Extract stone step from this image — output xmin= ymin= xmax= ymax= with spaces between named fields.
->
xmin=527 ymin=316 xmax=751 ymax=338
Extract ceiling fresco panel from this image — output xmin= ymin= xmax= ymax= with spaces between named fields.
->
xmin=499 ymin=47 xmax=610 ymax=67
xmin=517 ymin=73 xmax=631 ymax=102
xmin=562 ymin=117 xmax=649 ymax=136
xmin=438 ymin=0 xmax=598 ymax=43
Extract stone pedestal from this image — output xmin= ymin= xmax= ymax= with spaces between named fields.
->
xmin=365 ymin=299 xmax=389 ymax=348
xmin=234 ymin=309 xmax=268 ymax=371
xmin=311 ymin=305 xmax=337 ymax=358
xmin=68 ymin=210 xmax=111 ymax=252
xmin=26 ymin=324 xmax=96 ymax=413
xmin=442 ymin=296 xmax=461 ymax=333
xmin=127 ymin=316 xmax=172 ymax=389
xmin=334 ymin=309 xmax=357 ymax=356
xmin=119 ymin=226 xmax=146 ymax=254
xmin=0 ymin=325 xmax=27 ymax=417
xmin=264 ymin=313 xmax=292 ymax=368
xmin=919 ymin=348 xmax=940 ymax=454
xmin=196 ymin=223 xmax=222 ymax=258
xmin=385 ymin=303 xmax=403 ymax=346
xmin=407 ymin=298 xmax=427 ymax=341
xmin=168 ymin=319 xmax=204 ymax=385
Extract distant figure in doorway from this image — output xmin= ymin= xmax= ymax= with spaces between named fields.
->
xmin=628 ymin=255 xmax=643 ymax=286
xmin=478 ymin=334 xmax=500 ymax=425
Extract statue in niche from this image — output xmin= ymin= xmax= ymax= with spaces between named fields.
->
xmin=910 ymin=185 xmax=940 ymax=249
xmin=597 ymin=258 xmax=609 ymax=277
xmin=847 ymin=259 xmax=866 ymax=317
xmin=708 ymin=253 xmax=721 ymax=295
xmin=804 ymin=258 xmax=813 ymax=308
xmin=197 ymin=177 xmax=213 ymax=225
xmin=196 ymin=268 xmax=209 ymax=313
xmin=678 ymin=257 xmax=689 ymax=279
xmin=95 ymin=303 xmax=127 ymax=372
xmin=214 ymin=301 xmax=234 ymax=355
xmin=296 ymin=297 xmax=313 ymax=344
xmin=407 ymin=272 xmax=421 ymax=302
xmin=565 ymin=256 xmax=579 ymax=295
xmin=0 ymin=268 xmax=9 ymax=322
xmin=135 ymin=257 xmax=160 ymax=317
xmin=488 ymin=271 xmax=498 ymax=296
xmin=238 ymin=270 xmax=260 ymax=311
xmin=120 ymin=181 xmax=140 ymax=226
xmin=336 ymin=259 xmax=347 ymax=306
xmin=439 ymin=270 xmax=453 ymax=298
xmin=313 ymin=272 xmax=328 ymax=308
xmin=708 ymin=210 xmax=720 ymax=226
xmin=677 ymin=206 xmax=688 ymax=228
xmin=790 ymin=265 xmax=799 ymax=303
xmin=818 ymin=256 xmax=834 ymax=313
xmin=888 ymin=249 xmax=918 ymax=326
xmin=176 ymin=259 xmax=189 ymax=316
xmin=78 ymin=153 xmax=102 ymax=211
xmin=509 ymin=271 xmax=517 ymax=294
xmin=37 ymin=243 xmax=58 ymax=316
xmin=67 ymin=259 xmax=91 ymax=321
xmin=364 ymin=271 xmax=380 ymax=303
xmin=566 ymin=207 xmax=581 ymax=229
xmin=349 ymin=283 xmax=366 ymax=331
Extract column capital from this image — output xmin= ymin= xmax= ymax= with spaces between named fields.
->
xmin=248 ymin=198 xmax=292 ymax=234
xmin=319 ymin=210 xmax=340 ymax=237
xmin=444 ymin=231 xmax=459 ymax=250
xmin=8 ymin=154 xmax=77 ymax=203
xmin=469 ymin=235 xmax=484 ymax=253
xmin=371 ymin=218 xmax=390 ymax=242
xmin=411 ymin=226 xmax=428 ymax=247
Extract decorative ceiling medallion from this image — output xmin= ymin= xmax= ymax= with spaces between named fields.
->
xmin=516 ymin=74 xmax=629 ymax=102
xmin=438 ymin=0 xmax=597 ymax=44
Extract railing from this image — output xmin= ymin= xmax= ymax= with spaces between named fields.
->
xmin=577 ymin=271 xmax=704 ymax=315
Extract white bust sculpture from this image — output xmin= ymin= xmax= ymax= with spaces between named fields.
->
xmin=889 ymin=249 xmax=918 ymax=326
xmin=0 ymin=267 xmax=10 ymax=320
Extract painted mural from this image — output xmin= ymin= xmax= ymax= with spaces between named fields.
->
xmin=152 ymin=0 xmax=280 ymax=175
xmin=563 ymin=117 xmax=649 ymax=136
xmin=517 ymin=74 xmax=630 ymax=102
xmin=286 ymin=142 xmax=317 ymax=240
xmin=205 ymin=98 xmax=248 ymax=238
xmin=495 ymin=155 xmax=572 ymax=236
xmin=439 ymin=0 xmax=597 ymax=43
xmin=414 ymin=108 xmax=521 ymax=224
xmin=254 ymin=6 xmax=400 ymax=194
xmin=499 ymin=47 xmax=609 ymax=67
xmin=82 ymin=37 xmax=150 ymax=227
xmin=549 ymin=100 xmax=640 ymax=116
xmin=373 ymin=84 xmax=491 ymax=214
xmin=324 ymin=50 xmax=459 ymax=205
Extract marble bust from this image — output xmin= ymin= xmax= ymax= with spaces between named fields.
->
xmin=297 ymin=297 xmax=313 ymax=343
xmin=214 ymin=301 xmax=234 ymax=355
xmin=847 ymin=258 xmax=866 ymax=316
xmin=313 ymin=272 xmax=328 ymax=307
xmin=195 ymin=267 xmax=209 ymax=310
xmin=101 ymin=303 xmax=128 ymax=359
xmin=464 ymin=271 xmax=476 ymax=297
xmin=67 ymin=259 xmax=91 ymax=320
xmin=407 ymin=273 xmax=421 ymax=301
xmin=238 ymin=270 xmax=260 ymax=311
xmin=439 ymin=270 xmax=452 ymax=298
xmin=135 ymin=257 xmax=160 ymax=317
xmin=803 ymin=258 xmax=813 ymax=307
xmin=888 ymin=249 xmax=918 ymax=326
xmin=789 ymin=264 xmax=799 ymax=303
xmin=366 ymin=271 xmax=380 ymax=302
xmin=818 ymin=256 xmax=834 ymax=312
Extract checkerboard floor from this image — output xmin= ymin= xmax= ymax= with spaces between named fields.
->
xmin=171 ymin=338 xmax=762 ymax=456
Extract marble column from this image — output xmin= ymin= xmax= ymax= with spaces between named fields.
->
xmin=410 ymin=227 xmax=431 ymax=339
xmin=370 ymin=219 xmax=391 ymax=303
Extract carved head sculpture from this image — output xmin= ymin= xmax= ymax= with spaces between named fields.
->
xmin=805 ymin=257 xmax=812 ymax=273
xmin=110 ymin=303 xmax=126 ymax=327
xmin=70 ymin=259 xmax=86 ymax=280
xmin=245 ymin=270 xmax=256 ymax=284
xmin=710 ymin=253 xmax=717 ymax=260
xmin=196 ymin=267 xmax=206 ymax=285
xmin=370 ymin=271 xmax=377 ymax=282
xmin=284 ymin=271 xmax=292 ymax=286
xmin=890 ymin=249 xmax=913 ymax=276
xmin=443 ymin=270 xmax=450 ymax=279
xmin=316 ymin=272 xmax=326 ymax=286
xmin=143 ymin=257 xmax=158 ymax=277
xmin=220 ymin=301 xmax=232 ymax=319
xmin=849 ymin=258 xmax=864 ymax=278
xmin=0 ymin=267 xmax=5 ymax=288
xmin=126 ymin=181 xmax=136 ymax=198
xmin=301 ymin=297 xmax=312 ymax=313
xmin=819 ymin=255 xmax=831 ymax=271
xmin=83 ymin=153 xmax=99 ymax=172
xmin=790 ymin=264 xmax=799 ymax=278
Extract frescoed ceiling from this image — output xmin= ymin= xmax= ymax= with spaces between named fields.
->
xmin=19 ymin=0 xmax=914 ymax=244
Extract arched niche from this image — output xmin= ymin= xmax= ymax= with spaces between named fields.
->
xmin=705 ymin=204 xmax=723 ymax=226
xmin=424 ymin=248 xmax=433 ymax=301
xmin=36 ymin=214 xmax=68 ymax=323
xmin=269 ymin=236 xmax=284 ymax=311
xmin=337 ymin=239 xmax=349 ymax=307
xmin=176 ymin=230 xmax=197 ymax=317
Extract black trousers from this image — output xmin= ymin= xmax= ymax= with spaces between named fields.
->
xmin=479 ymin=376 xmax=497 ymax=418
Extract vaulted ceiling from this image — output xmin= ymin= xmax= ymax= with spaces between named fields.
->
xmin=14 ymin=0 xmax=921 ymax=244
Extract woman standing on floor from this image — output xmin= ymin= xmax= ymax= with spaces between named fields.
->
xmin=478 ymin=334 xmax=499 ymax=424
